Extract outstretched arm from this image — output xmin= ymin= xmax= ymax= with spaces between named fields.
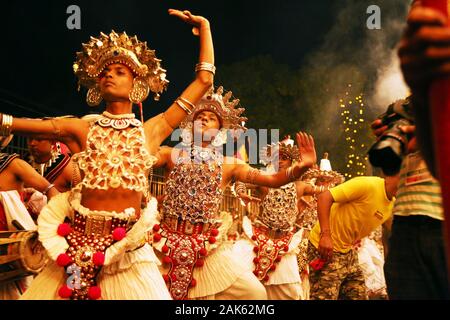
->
xmin=1 ymin=114 xmax=88 ymax=153
xmin=12 ymin=159 xmax=59 ymax=199
xmin=231 ymin=132 xmax=317 ymax=188
xmin=145 ymin=9 xmax=214 ymax=150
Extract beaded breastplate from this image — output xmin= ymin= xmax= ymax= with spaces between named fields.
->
xmin=72 ymin=112 xmax=155 ymax=197
xmin=259 ymin=182 xmax=298 ymax=231
xmin=162 ymin=146 xmax=223 ymax=224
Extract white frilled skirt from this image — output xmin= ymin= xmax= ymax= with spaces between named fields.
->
xmin=20 ymin=192 xmax=171 ymax=300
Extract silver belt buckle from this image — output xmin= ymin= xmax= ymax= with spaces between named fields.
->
xmin=85 ymin=215 xmax=112 ymax=236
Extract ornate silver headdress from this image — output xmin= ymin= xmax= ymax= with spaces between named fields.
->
xmin=260 ymin=137 xmax=301 ymax=165
xmin=180 ymin=86 xmax=247 ymax=131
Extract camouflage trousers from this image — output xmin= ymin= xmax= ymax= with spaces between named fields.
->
xmin=307 ymin=242 xmax=368 ymax=300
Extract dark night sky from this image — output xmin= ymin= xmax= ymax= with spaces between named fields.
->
xmin=0 ymin=0 xmax=394 ymax=120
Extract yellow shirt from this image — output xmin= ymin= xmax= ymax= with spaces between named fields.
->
xmin=309 ymin=176 xmax=395 ymax=253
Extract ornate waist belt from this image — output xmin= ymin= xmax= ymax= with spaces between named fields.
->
xmin=72 ymin=212 xmax=135 ymax=236
xmin=161 ymin=216 xmax=219 ymax=236
xmin=254 ymin=222 xmax=292 ymax=239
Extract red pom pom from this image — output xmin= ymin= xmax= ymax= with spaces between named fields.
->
xmin=210 ymin=228 xmax=219 ymax=237
xmin=171 ymin=274 xmax=177 ymax=282
xmin=163 ymin=274 xmax=170 ymax=282
xmin=309 ymin=258 xmax=326 ymax=271
xmin=152 ymin=224 xmax=160 ymax=232
xmin=87 ymin=286 xmax=101 ymax=300
xmin=153 ymin=233 xmax=162 ymax=243
xmin=208 ymin=236 xmax=216 ymax=244
xmin=112 ymin=227 xmax=126 ymax=241
xmin=190 ymin=279 xmax=197 ymax=287
xmin=162 ymin=245 xmax=169 ymax=253
xmin=93 ymin=252 xmax=105 ymax=266
xmin=199 ymin=248 xmax=208 ymax=256
xmin=263 ymin=275 xmax=270 ymax=282
xmin=58 ymin=285 xmax=73 ymax=299
xmin=284 ymin=245 xmax=289 ymax=252
xmin=275 ymin=256 xmax=282 ymax=262
xmin=196 ymin=259 xmax=205 ymax=267
xmin=270 ymin=264 xmax=276 ymax=271
xmin=251 ymin=235 xmax=257 ymax=241
xmin=57 ymin=223 xmax=72 ymax=237
xmin=253 ymin=270 xmax=258 ymax=276
xmin=253 ymin=246 xmax=259 ymax=253
xmin=162 ymin=256 xmax=172 ymax=264
xmin=56 ymin=253 xmax=72 ymax=267
xmin=253 ymin=257 xmax=259 ymax=264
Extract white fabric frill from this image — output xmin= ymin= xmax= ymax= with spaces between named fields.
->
xmin=0 ymin=190 xmax=36 ymax=231
xmin=357 ymin=237 xmax=387 ymax=296
xmin=0 ymin=190 xmax=36 ymax=300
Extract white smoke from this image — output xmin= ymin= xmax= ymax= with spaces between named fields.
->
xmin=371 ymin=50 xmax=410 ymax=111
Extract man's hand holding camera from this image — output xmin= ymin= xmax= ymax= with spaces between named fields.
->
xmin=371 ymin=119 xmax=418 ymax=154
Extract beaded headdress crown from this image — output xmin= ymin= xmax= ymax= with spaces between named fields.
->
xmin=180 ymin=86 xmax=247 ymax=131
xmin=73 ymin=30 xmax=169 ymax=101
xmin=301 ymin=153 xmax=345 ymax=186
xmin=260 ymin=137 xmax=301 ymax=165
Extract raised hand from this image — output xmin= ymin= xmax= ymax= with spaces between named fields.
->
xmin=296 ymin=132 xmax=317 ymax=168
xmin=168 ymin=9 xmax=209 ymax=36
xmin=370 ymin=118 xmax=388 ymax=138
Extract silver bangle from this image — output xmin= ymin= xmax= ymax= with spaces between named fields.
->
xmin=1 ymin=114 xmax=13 ymax=136
xmin=42 ymin=183 xmax=55 ymax=195
xmin=179 ymin=97 xmax=196 ymax=110
xmin=175 ymin=99 xmax=193 ymax=115
xmin=195 ymin=62 xmax=216 ymax=75
xmin=286 ymin=166 xmax=296 ymax=181
xmin=235 ymin=182 xmax=247 ymax=195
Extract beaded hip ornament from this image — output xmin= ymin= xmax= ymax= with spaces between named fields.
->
xmin=55 ymin=211 xmax=134 ymax=300
xmin=251 ymin=226 xmax=294 ymax=282
xmin=152 ymin=222 xmax=220 ymax=300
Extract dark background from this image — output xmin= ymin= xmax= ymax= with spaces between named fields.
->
xmin=0 ymin=0 xmax=410 ymax=174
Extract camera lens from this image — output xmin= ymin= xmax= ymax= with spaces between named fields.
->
xmin=368 ymin=138 xmax=403 ymax=175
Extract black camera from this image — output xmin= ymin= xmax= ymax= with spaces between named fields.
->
xmin=368 ymin=97 xmax=414 ymax=176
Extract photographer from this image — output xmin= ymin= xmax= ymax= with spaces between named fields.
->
xmin=371 ymin=109 xmax=448 ymax=299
